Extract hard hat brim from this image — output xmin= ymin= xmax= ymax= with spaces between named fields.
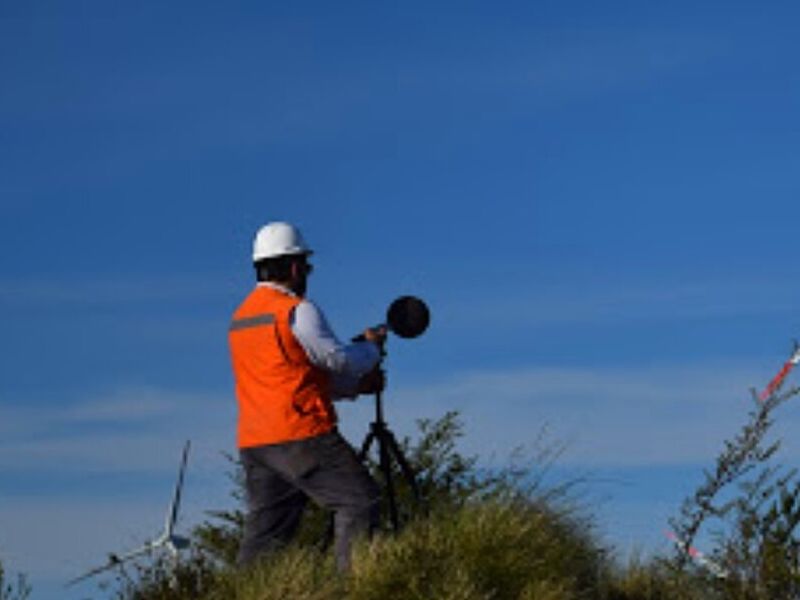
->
xmin=252 ymin=248 xmax=314 ymax=262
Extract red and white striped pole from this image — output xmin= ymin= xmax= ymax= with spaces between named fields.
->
xmin=759 ymin=346 xmax=800 ymax=402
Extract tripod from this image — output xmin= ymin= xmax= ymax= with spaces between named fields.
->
xmin=358 ymin=355 xmax=421 ymax=531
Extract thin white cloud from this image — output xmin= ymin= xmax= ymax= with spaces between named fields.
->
xmin=0 ymin=276 xmax=238 ymax=307
xmin=5 ymin=358 xmax=798 ymax=476
xmin=340 ymin=360 xmax=800 ymax=467
xmin=437 ymin=273 xmax=800 ymax=331
xmin=0 ymin=386 xmax=236 ymax=473
xmin=398 ymin=28 xmax=727 ymax=104
xmin=63 ymin=395 xmax=177 ymax=424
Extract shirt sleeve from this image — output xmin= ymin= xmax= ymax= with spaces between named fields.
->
xmin=290 ymin=299 xmax=380 ymax=397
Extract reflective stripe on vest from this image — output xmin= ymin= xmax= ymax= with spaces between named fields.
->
xmin=229 ymin=312 xmax=275 ymax=332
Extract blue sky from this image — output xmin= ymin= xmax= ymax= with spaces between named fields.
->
xmin=3 ymin=2 xmax=800 ymax=598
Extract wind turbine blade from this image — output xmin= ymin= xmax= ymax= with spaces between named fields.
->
xmin=66 ymin=543 xmax=151 ymax=588
xmin=67 ymin=441 xmax=192 ymax=588
xmin=66 ymin=561 xmax=120 ymax=587
xmin=165 ymin=440 xmax=190 ymax=536
xmin=114 ymin=542 xmax=159 ymax=564
xmin=166 ymin=540 xmax=179 ymax=559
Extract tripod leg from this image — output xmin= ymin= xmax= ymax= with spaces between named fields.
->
xmin=359 ymin=430 xmax=376 ymax=462
xmin=377 ymin=429 xmax=400 ymax=531
xmin=384 ymin=429 xmax=421 ymax=503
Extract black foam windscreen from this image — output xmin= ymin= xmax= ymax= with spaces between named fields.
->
xmin=386 ymin=296 xmax=430 ymax=339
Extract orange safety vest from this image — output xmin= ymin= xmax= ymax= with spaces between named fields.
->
xmin=229 ymin=285 xmax=337 ymax=448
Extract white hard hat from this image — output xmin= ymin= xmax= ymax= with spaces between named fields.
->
xmin=252 ymin=222 xmax=313 ymax=262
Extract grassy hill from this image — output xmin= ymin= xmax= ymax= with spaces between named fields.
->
xmin=119 ymin=495 xmax=708 ymax=600
xmin=77 ymin=398 xmax=800 ymax=600
xmin=113 ymin=413 xmax=707 ymax=600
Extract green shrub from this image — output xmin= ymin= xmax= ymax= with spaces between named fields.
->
xmin=604 ymin=556 xmax=716 ymax=600
xmin=668 ymin=376 xmax=800 ymax=599
xmin=108 ymin=550 xmax=221 ymax=600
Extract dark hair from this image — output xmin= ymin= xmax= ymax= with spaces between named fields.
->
xmin=255 ymin=254 xmax=305 ymax=282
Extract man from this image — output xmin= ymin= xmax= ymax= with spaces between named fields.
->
xmin=228 ymin=221 xmax=385 ymax=572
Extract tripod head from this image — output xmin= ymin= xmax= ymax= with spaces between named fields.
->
xmin=354 ymin=296 xmax=430 ymax=416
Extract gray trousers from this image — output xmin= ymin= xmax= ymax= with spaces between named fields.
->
xmin=237 ymin=430 xmax=380 ymax=571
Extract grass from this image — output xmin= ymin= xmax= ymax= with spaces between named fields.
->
xmin=196 ymin=498 xmax=610 ymax=600
xmin=107 ymin=488 xmax=722 ymax=600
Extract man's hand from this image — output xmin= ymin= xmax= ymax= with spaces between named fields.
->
xmin=362 ymin=325 xmax=388 ymax=346
xmin=357 ymin=366 xmax=386 ymax=395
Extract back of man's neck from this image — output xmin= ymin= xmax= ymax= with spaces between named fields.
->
xmin=258 ymin=280 xmax=301 ymax=297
